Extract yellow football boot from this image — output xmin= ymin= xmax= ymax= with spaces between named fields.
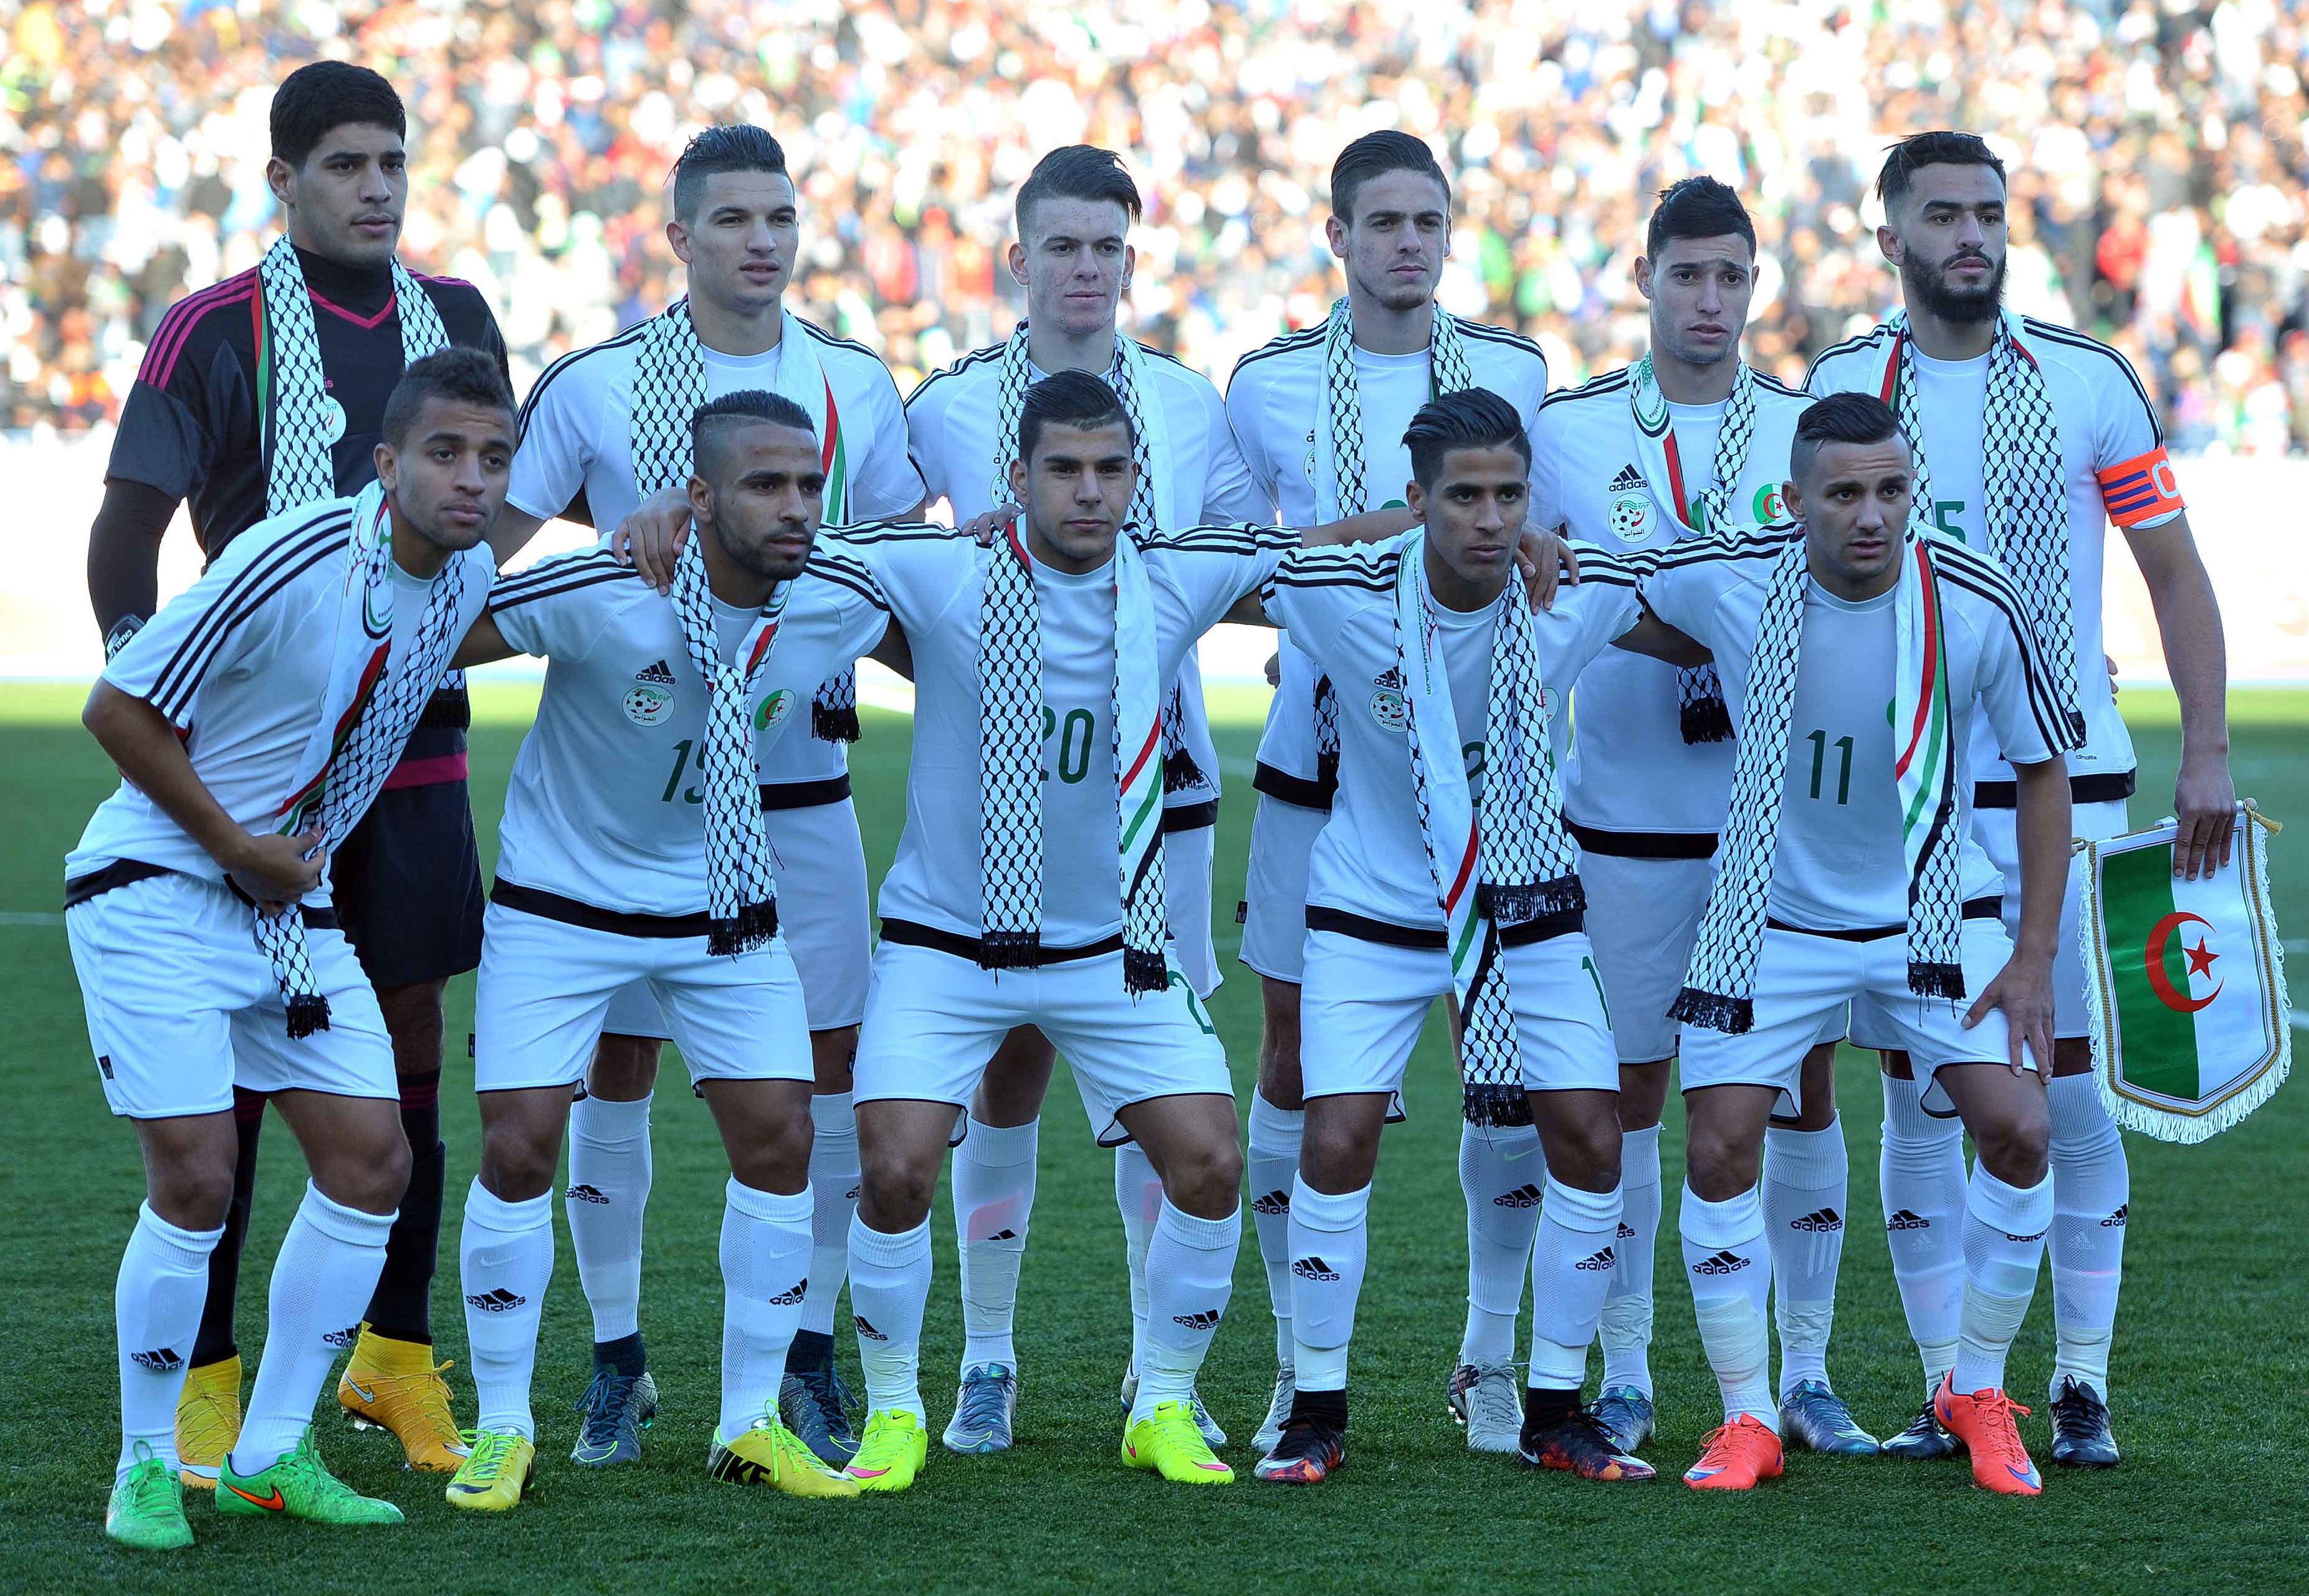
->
xmin=843 ymin=1409 xmax=929 ymax=1493
xmin=174 ymin=1354 xmax=242 ymax=1490
xmin=1122 ymin=1400 xmax=1235 ymax=1484
xmin=708 ymin=1412 xmax=861 ymax=1499
xmin=338 ymin=1326 xmax=471 ymax=1471
xmin=444 ymin=1429 xmax=535 ymax=1513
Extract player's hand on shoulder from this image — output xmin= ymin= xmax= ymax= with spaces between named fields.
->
xmin=1965 ymin=950 xmax=2055 ymax=1076
xmin=610 ymin=485 xmax=695 ymax=595
xmin=1515 ymin=527 xmax=1579 ymax=611
xmin=225 ymin=829 xmax=326 ymax=914
xmin=961 ymin=502 xmax=1020 ymax=548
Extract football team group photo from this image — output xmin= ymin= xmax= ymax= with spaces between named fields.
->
xmin=7 ymin=1 xmax=2304 ymax=1587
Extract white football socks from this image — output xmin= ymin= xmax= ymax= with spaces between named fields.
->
xmin=1952 ymin=1164 xmax=2052 ymax=1395
xmin=234 ymin=1183 xmax=394 ymax=1469
xmin=1113 ymin=1141 xmax=1164 ymax=1377
xmin=717 ymin=1177 xmax=812 ymax=1436
xmin=2047 ymin=1072 xmax=2126 ymax=1400
xmin=1599 ymin=1123 xmax=1660 ymax=1397
xmin=1527 ymin=1177 xmax=1622 ymax=1389
xmin=1134 ymin=1199 xmax=1240 ymax=1422
xmin=803 ymin=1091 xmax=861 ymax=1338
xmin=1244 ymin=1091 xmax=1303 ymax=1370
xmin=847 ymin=1212 xmax=930 ymax=1422
xmin=1286 ymin=1178 xmax=1370 ymax=1393
xmin=1763 ymin=1118 xmax=1848 ymax=1398
xmin=1458 ymin=1121 xmax=1544 ymax=1367
xmin=565 ymin=1090 xmax=652 ymax=1344
xmin=461 ymin=1179 xmax=555 ymax=1442
xmin=950 ymin=1116 xmax=1035 ymax=1373
xmin=115 ymin=1202 xmax=222 ymax=1480
xmin=1681 ymin=1183 xmax=1776 ymax=1430
xmin=1879 ymin=1071 xmax=1967 ymax=1397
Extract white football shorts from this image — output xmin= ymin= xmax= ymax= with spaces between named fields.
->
xmin=1681 ymin=914 xmax=2035 ymax=1117
xmin=66 ymin=869 xmax=394 ymax=1119
xmin=852 ymin=934 xmax=1231 ymax=1147
xmin=1298 ymin=924 xmax=1619 ymax=1102
xmin=476 ymin=897 xmax=811 ymax=1092
xmin=1574 ymin=850 xmax=1716 ymax=1066
xmin=602 ymin=796 xmax=871 ymax=1040
xmin=1163 ymin=820 xmax=1221 ymax=1002
xmin=1238 ymin=794 xmax=1328 ymax=983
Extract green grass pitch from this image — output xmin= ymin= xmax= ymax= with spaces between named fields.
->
xmin=3 ymin=681 xmax=2305 ymax=1593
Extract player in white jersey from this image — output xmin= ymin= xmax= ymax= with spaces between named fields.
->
xmin=902 ymin=145 xmax=1266 ymax=1454
xmin=444 ymin=391 xmax=911 ymax=1511
xmin=1807 ymin=133 xmax=2234 ymax=1466
xmin=497 ymin=126 xmax=925 ymax=1466
xmin=1640 ymin=393 xmax=2079 ymax=1496
xmin=1530 ymin=177 xmax=1871 ymax=1456
xmin=1222 ymin=130 xmax=1556 ymax=1455
xmin=66 ymin=351 xmax=509 ymax=1549
xmin=1251 ymin=390 xmax=1702 ymax=1487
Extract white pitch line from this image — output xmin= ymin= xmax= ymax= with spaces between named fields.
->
xmin=0 ymin=911 xmax=63 ymax=926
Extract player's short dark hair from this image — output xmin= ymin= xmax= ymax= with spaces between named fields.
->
xmin=1876 ymin=131 xmax=2007 ymax=210
xmin=1645 ymin=175 xmax=1756 ymax=260
xmin=1404 ymin=388 xmax=1530 ymax=489
xmin=1015 ymin=145 xmax=1142 ymax=239
xmin=271 ymin=62 xmax=406 ymax=168
xmin=1788 ymin=392 xmax=1905 ymax=485
xmin=380 ymin=347 xmax=516 ymax=447
xmin=672 ymin=125 xmax=790 ymax=222
xmin=1018 ymin=370 xmax=1134 ymax=465
xmin=691 ymin=389 xmax=817 ymax=482
xmin=1331 ymin=130 xmax=1450 ymax=224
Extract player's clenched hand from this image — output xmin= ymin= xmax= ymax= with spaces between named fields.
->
xmin=1513 ymin=527 xmax=1579 ymax=611
xmin=227 ymin=829 xmax=326 ymax=914
xmin=2172 ymin=753 xmax=2236 ymax=882
xmin=1964 ymin=952 xmax=2054 ymax=1076
xmin=962 ymin=502 xmax=1021 ymax=548
xmin=609 ymin=486 xmax=696 ymax=595
xmin=1264 ymin=651 xmax=1281 ymax=688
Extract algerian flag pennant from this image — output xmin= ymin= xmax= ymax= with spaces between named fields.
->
xmin=2078 ymin=801 xmax=2290 ymax=1143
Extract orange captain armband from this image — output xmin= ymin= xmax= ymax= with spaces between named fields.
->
xmin=2096 ymin=446 xmax=2186 ymax=527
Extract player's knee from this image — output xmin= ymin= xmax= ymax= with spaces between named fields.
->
xmin=1617 ymin=1061 xmax=1670 ymax=1130
xmin=1299 ymin=1114 xmax=1375 ymax=1192
xmin=859 ymin=1146 xmax=939 ymax=1230
xmin=318 ymin=1121 xmax=412 ymax=1215
xmin=589 ymin=1033 xmax=662 ymax=1099
xmin=728 ymin=1113 xmax=813 ymax=1193
xmin=150 ymin=1158 xmax=237 ymax=1232
xmin=477 ymin=1119 xmax=560 ymax=1203
xmin=1255 ymin=1046 xmax=1305 ymax=1109
xmin=1159 ymin=1135 xmax=1243 ymax=1218
xmin=1681 ymin=1122 xmax=1757 ymax=1202
xmin=1973 ymin=1103 xmax=2050 ymax=1188
xmin=1549 ymin=1115 xmax=1622 ymax=1191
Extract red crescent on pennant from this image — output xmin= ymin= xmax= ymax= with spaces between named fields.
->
xmin=2144 ymin=910 xmax=2221 ymax=1013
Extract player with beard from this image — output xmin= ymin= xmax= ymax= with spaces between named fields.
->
xmin=1222 ymin=131 xmax=1555 ymax=1456
xmin=1808 ymin=132 xmax=2232 ymax=1467
xmin=1530 ymin=178 xmax=1870 ymax=1456
xmin=86 ymin=62 xmax=512 ymax=1486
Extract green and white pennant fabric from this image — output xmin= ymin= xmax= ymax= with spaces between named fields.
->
xmin=2079 ymin=801 xmax=2290 ymax=1143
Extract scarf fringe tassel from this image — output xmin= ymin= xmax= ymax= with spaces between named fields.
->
xmin=1163 ymin=749 xmax=1207 ymax=795
xmin=1461 ymin=1082 xmax=1536 ymax=1129
xmin=1479 ymin=874 xmax=1586 ymax=925
xmin=284 ymin=994 xmax=332 ymax=1041
xmin=1669 ymin=986 xmax=1755 ymax=1036
xmin=812 ymin=703 xmax=863 ymax=744
xmin=1124 ymin=947 xmax=1170 ymax=996
xmin=707 ymin=901 xmax=781 ymax=958
xmin=1906 ymin=960 xmax=1967 ymax=1001
xmin=978 ymin=930 xmax=1043 ymax=972
xmin=1679 ymin=691 xmax=1734 ymax=745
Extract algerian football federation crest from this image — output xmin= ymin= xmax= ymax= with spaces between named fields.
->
xmin=755 ymin=688 xmax=796 ymax=733
xmin=625 ymin=659 xmax=677 ymax=727
xmin=2078 ymin=802 xmax=2290 ymax=1143
xmin=1752 ymin=484 xmax=1788 ymax=522
xmin=1604 ymin=465 xmax=1656 ymax=543
xmin=1369 ymin=665 xmax=1407 ymax=733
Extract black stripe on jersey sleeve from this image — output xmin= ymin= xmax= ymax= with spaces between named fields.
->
xmin=1227 ymin=325 xmax=1327 ymax=383
xmin=1648 ymin=525 xmax=1802 ymax=570
xmin=516 ymin=323 xmax=646 ymax=436
xmin=148 ymin=525 xmax=353 ymax=721
xmin=824 ymin=519 xmax=964 ymax=547
xmin=904 ymin=343 xmax=1005 ymax=412
xmin=146 ymin=509 xmax=353 ymax=715
xmin=1752 ymin=370 xmax=1810 ymax=401
xmin=485 ymin=549 xmax=629 ymax=602
xmin=2020 ymin=318 xmax=2163 ymax=447
xmin=1140 ymin=522 xmax=1300 ymax=555
xmin=1801 ymin=327 xmax=1890 ymax=391
xmin=793 ymin=313 xmax=882 ymax=363
xmin=1454 ymin=322 xmax=1547 ymax=361
xmin=1535 ymin=368 xmax=1631 ymax=413
xmin=487 ymin=568 xmax=636 ymax=614
xmin=801 ymin=553 xmax=891 ymax=610
xmin=1931 ymin=559 xmax=2078 ymax=752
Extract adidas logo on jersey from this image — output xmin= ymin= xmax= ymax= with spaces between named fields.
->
xmin=1789 ymin=1208 xmax=1843 ymax=1233
xmin=130 ymin=1347 xmax=183 ymax=1372
xmin=1574 ymin=1246 xmax=1617 ymax=1271
xmin=1250 ymin=1189 xmax=1291 ymax=1216
xmin=853 ymin=1314 xmax=889 ymax=1342
xmin=466 ymin=1288 xmax=528 ymax=1313
xmin=1690 ymin=1250 xmax=1750 ymax=1276
xmin=1171 ymin=1309 xmax=1224 ymax=1331
xmin=767 ymin=1279 xmax=808 ymax=1306
xmin=323 ymin=1324 xmax=360 ymax=1349
xmin=565 ymin=1183 xmax=610 ymax=1205
xmin=1607 ymin=464 xmax=1647 ymax=494
xmin=1292 ymin=1256 xmax=1342 ymax=1283
xmin=2101 ymin=1204 xmax=2128 ymax=1228
xmin=1492 ymin=1184 xmax=1544 ymax=1210
xmin=1372 ymin=665 xmax=1405 ymax=692
xmin=1886 ymin=1209 xmax=1930 ymax=1231
xmin=633 ymin=659 xmax=678 ymax=686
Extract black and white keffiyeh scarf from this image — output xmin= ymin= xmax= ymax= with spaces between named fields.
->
xmin=1628 ymin=353 xmax=1762 ymax=743
xmin=1670 ymin=526 xmax=1965 ymax=1035
xmin=1393 ymin=532 xmax=1584 ymax=1127
xmin=977 ymin=522 xmax=1170 ymax=995
xmin=630 ymin=297 xmax=863 ymax=745
xmin=1880 ymin=309 xmax=2084 ymax=745
xmin=261 ymin=482 xmax=469 ymax=1035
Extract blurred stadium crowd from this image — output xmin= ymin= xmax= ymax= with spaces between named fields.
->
xmin=4 ymin=0 xmax=2307 ymax=452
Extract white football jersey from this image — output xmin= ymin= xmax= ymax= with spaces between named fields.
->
xmin=1529 ymin=363 xmax=1812 ymax=838
xmin=484 ymin=548 xmax=887 ymax=918
xmin=832 ymin=522 xmax=1295 ymax=949
xmin=69 ymin=497 xmax=495 ymax=897
xmin=1225 ymin=319 xmax=1549 ymax=796
xmin=1640 ymin=530 xmax=2075 ymax=930
xmin=1261 ymin=533 xmax=1644 ymax=934
xmin=1807 ymin=316 xmax=2181 ymax=795
xmin=507 ymin=313 xmax=922 ymax=790
xmin=905 ymin=340 xmax=1263 ymax=815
